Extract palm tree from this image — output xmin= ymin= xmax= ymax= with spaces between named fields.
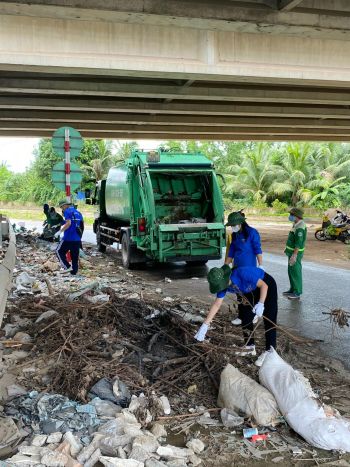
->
xmin=270 ymin=142 xmax=315 ymax=205
xmin=81 ymin=140 xmax=115 ymax=181
xmin=225 ymin=142 xmax=277 ymax=201
xmin=306 ymin=175 xmax=346 ymax=210
xmin=313 ymin=143 xmax=350 ymax=181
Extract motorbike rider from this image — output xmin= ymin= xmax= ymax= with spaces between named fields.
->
xmin=283 ymin=207 xmax=307 ymax=300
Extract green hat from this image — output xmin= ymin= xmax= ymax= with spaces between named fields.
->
xmin=225 ymin=211 xmax=245 ymax=226
xmin=207 ymin=264 xmax=231 ymax=294
xmin=58 ymin=200 xmax=71 ymax=208
xmin=290 ymin=207 xmax=304 ymax=219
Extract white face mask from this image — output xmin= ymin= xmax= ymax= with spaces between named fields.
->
xmin=231 ymin=225 xmax=241 ymax=233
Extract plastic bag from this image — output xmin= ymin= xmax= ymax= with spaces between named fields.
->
xmin=259 ymin=348 xmax=350 ymax=451
xmin=217 ymin=364 xmax=280 ymax=426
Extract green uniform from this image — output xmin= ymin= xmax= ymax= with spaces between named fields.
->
xmin=284 ymin=220 xmax=307 ymax=295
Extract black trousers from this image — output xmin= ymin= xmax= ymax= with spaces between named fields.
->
xmin=238 ymin=272 xmax=278 ymax=350
xmin=56 ymin=240 xmax=80 ymax=274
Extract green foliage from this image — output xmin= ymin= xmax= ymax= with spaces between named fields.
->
xmin=271 ymin=199 xmax=288 ymax=214
xmin=2 ymin=138 xmax=350 ymax=213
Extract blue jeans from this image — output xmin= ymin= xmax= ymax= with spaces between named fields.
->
xmin=56 ymin=240 xmax=80 ymax=274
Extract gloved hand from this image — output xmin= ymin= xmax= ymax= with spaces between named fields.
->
xmin=252 ymin=302 xmax=264 ymax=318
xmin=194 ymin=323 xmax=209 ymax=342
xmin=54 ymin=231 xmax=61 ymax=239
xmin=289 ymin=254 xmax=297 ymax=266
xmin=258 ymin=264 xmax=264 ymax=271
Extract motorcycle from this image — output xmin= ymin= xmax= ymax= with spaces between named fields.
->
xmin=315 ymin=212 xmax=350 ymax=244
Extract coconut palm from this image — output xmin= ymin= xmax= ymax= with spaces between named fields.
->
xmin=225 ymin=142 xmax=277 ymax=201
xmin=81 ymin=140 xmax=115 ymax=181
xmin=270 ymin=142 xmax=315 ymax=205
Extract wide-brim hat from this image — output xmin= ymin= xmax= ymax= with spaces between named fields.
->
xmin=58 ymin=200 xmax=71 ymax=208
xmin=289 ymin=207 xmax=304 ymax=219
xmin=225 ymin=211 xmax=245 ymax=226
xmin=207 ymin=264 xmax=231 ymax=294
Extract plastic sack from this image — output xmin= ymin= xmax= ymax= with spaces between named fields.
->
xmin=217 ymin=364 xmax=280 ymax=426
xmin=259 ymin=348 xmax=350 ymax=451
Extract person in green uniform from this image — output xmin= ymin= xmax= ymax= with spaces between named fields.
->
xmin=283 ymin=207 xmax=307 ymax=300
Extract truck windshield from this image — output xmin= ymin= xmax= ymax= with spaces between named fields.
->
xmin=150 ymin=171 xmax=216 ymax=224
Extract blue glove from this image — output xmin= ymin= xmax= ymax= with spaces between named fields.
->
xmin=194 ymin=323 xmax=209 ymax=342
xmin=252 ymin=302 xmax=264 ymax=318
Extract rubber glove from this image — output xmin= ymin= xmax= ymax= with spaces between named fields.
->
xmin=252 ymin=302 xmax=264 ymax=318
xmin=54 ymin=231 xmax=61 ymax=239
xmin=258 ymin=264 xmax=264 ymax=271
xmin=289 ymin=254 xmax=297 ymax=266
xmin=194 ymin=323 xmax=209 ymax=342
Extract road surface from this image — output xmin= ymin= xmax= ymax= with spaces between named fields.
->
xmin=13 ymin=221 xmax=350 ymax=369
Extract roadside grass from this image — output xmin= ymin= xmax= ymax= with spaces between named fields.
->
xmin=0 ymin=202 xmax=95 ymax=225
xmin=0 ymin=202 xmax=321 ymax=225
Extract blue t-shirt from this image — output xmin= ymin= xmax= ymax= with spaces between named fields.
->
xmin=228 ymin=226 xmax=262 ymax=268
xmin=217 ymin=266 xmax=265 ymax=298
xmin=63 ymin=207 xmax=83 ymax=242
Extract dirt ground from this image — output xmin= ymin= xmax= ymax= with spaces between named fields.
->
xmin=251 ymin=219 xmax=350 ymax=270
xmin=1 ymin=231 xmax=350 ymax=466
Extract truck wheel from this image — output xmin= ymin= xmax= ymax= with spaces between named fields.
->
xmin=121 ymin=233 xmax=134 ymax=269
xmin=186 ymin=260 xmax=208 ymax=266
xmin=96 ymin=225 xmax=106 ymax=253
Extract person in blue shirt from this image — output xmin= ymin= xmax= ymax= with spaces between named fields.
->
xmin=55 ymin=200 xmax=84 ymax=276
xmin=194 ymin=264 xmax=278 ymax=367
xmin=225 ymin=211 xmax=264 ymax=326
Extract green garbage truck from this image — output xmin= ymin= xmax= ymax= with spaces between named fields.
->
xmin=89 ymin=149 xmax=225 ymax=268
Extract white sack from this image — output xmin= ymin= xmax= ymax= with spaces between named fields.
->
xmin=217 ymin=363 xmax=280 ymax=426
xmin=259 ymin=348 xmax=350 ymax=452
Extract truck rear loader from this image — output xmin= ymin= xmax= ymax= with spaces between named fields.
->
xmin=90 ymin=149 xmax=225 ymax=268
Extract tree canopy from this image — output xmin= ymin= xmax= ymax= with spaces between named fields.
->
xmin=1 ymin=139 xmax=350 ymax=211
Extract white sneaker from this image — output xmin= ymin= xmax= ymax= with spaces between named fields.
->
xmin=255 ymin=350 xmax=269 ymax=367
xmin=60 ymin=267 xmax=72 ymax=274
xmin=235 ymin=345 xmax=256 ymax=356
xmin=231 ymin=318 xmax=242 ymax=326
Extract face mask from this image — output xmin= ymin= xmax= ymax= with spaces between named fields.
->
xmin=231 ymin=225 xmax=241 ymax=233
xmin=288 ymin=214 xmax=295 ymax=222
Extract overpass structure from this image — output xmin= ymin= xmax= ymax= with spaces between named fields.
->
xmin=0 ymin=0 xmax=350 ymax=140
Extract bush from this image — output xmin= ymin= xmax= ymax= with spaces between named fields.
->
xmin=271 ymin=199 xmax=288 ymax=214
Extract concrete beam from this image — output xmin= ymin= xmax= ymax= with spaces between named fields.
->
xmin=2 ymin=79 xmax=350 ymax=105
xmin=2 ymin=110 xmax=350 ymax=128
xmin=1 ymin=97 xmax=350 ymax=119
xmin=1 ymin=0 xmax=350 ymax=40
xmin=0 ymin=130 xmax=348 ymax=142
xmin=2 ymin=120 xmax=350 ymax=136
xmin=279 ymin=0 xmax=304 ymax=11
xmin=2 ymin=15 xmax=350 ymax=88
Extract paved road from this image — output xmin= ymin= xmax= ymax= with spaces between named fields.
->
xmin=14 ymin=221 xmax=350 ymax=369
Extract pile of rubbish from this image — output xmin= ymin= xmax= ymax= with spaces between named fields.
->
xmin=1 ymin=231 xmax=350 ymax=465
xmin=3 ymin=390 xmax=205 ymax=466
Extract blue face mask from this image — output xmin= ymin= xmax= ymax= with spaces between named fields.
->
xmin=288 ymin=214 xmax=295 ymax=222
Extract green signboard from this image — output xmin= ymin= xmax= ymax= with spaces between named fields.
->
xmin=52 ymin=126 xmax=83 ymax=158
xmin=52 ymin=161 xmax=82 ymax=191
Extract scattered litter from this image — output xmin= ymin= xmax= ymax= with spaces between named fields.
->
xmin=164 ymin=278 xmax=172 ymax=283
xmin=243 ymin=427 xmax=258 ymax=438
xmin=220 ymin=408 xmax=244 ymax=428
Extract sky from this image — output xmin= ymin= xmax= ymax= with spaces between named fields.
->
xmin=0 ymin=137 xmax=39 ymax=172
xmin=0 ymin=137 xmax=164 ymax=173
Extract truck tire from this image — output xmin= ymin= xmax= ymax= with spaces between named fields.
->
xmin=186 ymin=260 xmax=208 ymax=266
xmin=121 ymin=232 xmax=135 ymax=269
xmin=96 ymin=225 xmax=107 ymax=253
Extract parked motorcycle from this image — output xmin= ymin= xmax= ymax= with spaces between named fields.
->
xmin=315 ymin=212 xmax=350 ymax=244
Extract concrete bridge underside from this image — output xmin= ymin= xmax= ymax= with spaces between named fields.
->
xmin=1 ymin=0 xmax=350 ymax=140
